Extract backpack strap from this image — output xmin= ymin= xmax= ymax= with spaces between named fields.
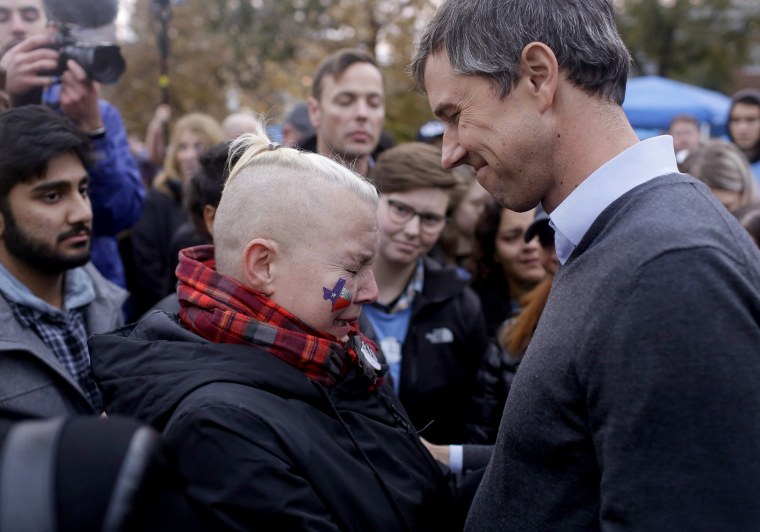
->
xmin=102 ymin=425 xmax=162 ymax=532
xmin=0 ymin=418 xmax=64 ymax=532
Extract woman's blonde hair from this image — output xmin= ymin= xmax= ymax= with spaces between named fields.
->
xmin=153 ymin=112 xmax=225 ymax=196
xmin=680 ymin=139 xmax=760 ymax=211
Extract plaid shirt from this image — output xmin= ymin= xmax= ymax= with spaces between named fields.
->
xmin=9 ymin=301 xmax=102 ymax=411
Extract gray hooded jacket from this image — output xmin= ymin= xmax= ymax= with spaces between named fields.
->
xmin=0 ymin=263 xmax=127 ymax=417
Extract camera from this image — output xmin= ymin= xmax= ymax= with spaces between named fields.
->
xmin=47 ymin=23 xmax=126 ymax=85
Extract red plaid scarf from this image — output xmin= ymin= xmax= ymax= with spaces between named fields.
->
xmin=176 ymin=245 xmax=373 ymax=387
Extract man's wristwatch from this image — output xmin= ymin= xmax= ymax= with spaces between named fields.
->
xmin=87 ymin=126 xmax=106 ymax=140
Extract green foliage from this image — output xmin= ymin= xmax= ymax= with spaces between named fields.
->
xmin=104 ymin=0 xmax=438 ymax=143
xmin=616 ymin=0 xmax=760 ymax=91
xmin=105 ymin=0 xmax=759 ymax=140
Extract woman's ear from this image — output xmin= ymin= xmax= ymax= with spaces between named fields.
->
xmin=242 ymin=239 xmax=278 ymax=295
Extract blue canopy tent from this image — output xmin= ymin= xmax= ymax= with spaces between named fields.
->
xmin=623 ymin=76 xmax=732 ymax=137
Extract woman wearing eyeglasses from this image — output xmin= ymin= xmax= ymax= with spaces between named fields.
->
xmin=359 ymin=142 xmax=493 ymax=446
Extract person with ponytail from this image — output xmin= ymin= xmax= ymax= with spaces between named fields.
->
xmin=90 ymin=116 xmax=457 ymax=531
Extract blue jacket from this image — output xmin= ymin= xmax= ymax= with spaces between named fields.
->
xmin=45 ymin=85 xmax=144 ymax=288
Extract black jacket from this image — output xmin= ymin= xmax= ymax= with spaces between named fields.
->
xmin=471 ymin=274 xmax=515 ymax=339
xmin=360 ymin=257 xmax=491 ymax=444
xmin=90 ymin=311 xmax=457 ymax=532
xmin=126 ymin=183 xmax=189 ymax=318
xmin=0 ymin=413 xmax=213 ymax=532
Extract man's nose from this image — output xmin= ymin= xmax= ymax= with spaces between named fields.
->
xmin=10 ymin=13 xmax=27 ymax=35
xmin=69 ymin=193 xmax=93 ymax=225
xmin=355 ymin=99 xmax=370 ymax=119
xmin=441 ymin=133 xmax=467 ymax=169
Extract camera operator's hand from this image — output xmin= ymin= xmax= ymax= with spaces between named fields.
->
xmin=60 ymin=59 xmax=103 ymax=133
xmin=0 ymin=34 xmax=58 ymax=97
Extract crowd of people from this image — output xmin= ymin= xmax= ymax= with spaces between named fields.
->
xmin=0 ymin=0 xmax=759 ymax=530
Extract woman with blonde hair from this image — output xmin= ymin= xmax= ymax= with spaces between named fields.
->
xmin=680 ymin=139 xmax=760 ymax=213
xmin=128 ymin=112 xmax=225 ymax=317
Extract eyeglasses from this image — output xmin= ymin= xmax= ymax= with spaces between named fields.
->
xmin=385 ymin=198 xmax=449 ymax=233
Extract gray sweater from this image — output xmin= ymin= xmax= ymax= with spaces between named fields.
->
xmin=467 ymin=174 xmax=760 ymax=531
xmin=0 ymin=263 xmax=127 ymax=417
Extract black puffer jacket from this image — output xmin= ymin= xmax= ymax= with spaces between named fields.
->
xmin=126 ymin=182 xmax=188 ymax=318
xmin=360 ymin=257 xmax=492 ymax=444
xmin=90 ymin=311 xmax=457 ymax=532
xmin=465 ymin=342 xmax=520 ymax=444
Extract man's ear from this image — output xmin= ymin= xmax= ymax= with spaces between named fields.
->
xmin=307 ymin=97 xmax=321 ymax=129
xmin=242 ymin=239 xmax=278 ymax=296
xmin=519 ymin=42 xmax=558 ymax=114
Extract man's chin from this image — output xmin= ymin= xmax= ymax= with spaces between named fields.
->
xmin=341 ymin=145 xmax=374 ymax=159
xmin=63 ymin=249 xmax=92 ymax=267
xmin=32 ymin=251 xmax=91 ymax=274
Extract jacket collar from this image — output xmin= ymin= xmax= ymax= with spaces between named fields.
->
xmin=0 ymin=262 xmax=95 ymax=315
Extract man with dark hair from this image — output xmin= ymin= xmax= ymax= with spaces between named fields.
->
xmin=0 ymin=105 xmax=126 ymax=417
xmin=412 ymin=0 xmax=760 ymax=530
xmin=305 ymin=48 xmax=385 ymax=177
xmin=728 ymin=88 xmax=760 ymax=183
xmin=0 ymin=0 xmax=143 ymax=288
xmin=668 ymin=113 xmax=701 ymax=160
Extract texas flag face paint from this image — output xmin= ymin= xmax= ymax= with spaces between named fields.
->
xmin=323 ymin=278 xmax=353 ymax=312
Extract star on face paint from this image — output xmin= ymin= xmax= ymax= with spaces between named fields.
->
xmin=323 ymin=278 xmax=353 ymax=312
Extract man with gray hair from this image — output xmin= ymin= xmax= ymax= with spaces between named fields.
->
xmin=412 ymin=0 xmax=760 ymax=529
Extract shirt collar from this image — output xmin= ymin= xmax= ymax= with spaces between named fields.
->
xmin=549 ymin=135 xmax=678 ymax=264
xmin=371 ymin=259 xmax=425 ymax=314
xmin=0 ymin=262 xmax=96 ymax=315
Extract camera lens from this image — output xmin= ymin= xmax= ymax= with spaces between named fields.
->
xmin=61 ymin=44 xmax=126 ymax=85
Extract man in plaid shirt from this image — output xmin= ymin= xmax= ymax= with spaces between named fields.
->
xmin=0 ymin=105 xmax=126 ymax=417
